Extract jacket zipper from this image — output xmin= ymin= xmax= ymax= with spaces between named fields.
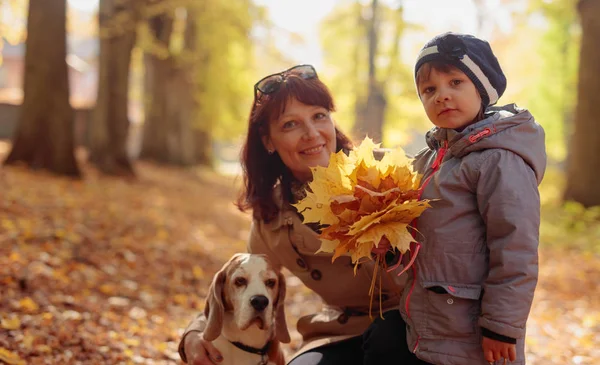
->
xmin=406 ymin=140 xmax=448 ymax=353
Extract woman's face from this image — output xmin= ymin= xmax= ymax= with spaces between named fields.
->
xmin=263 ymin=98 xmax=337 ymax=182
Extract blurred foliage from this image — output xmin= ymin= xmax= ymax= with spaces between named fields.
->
xmin=0 ymin=0 xmax=27 ymax=66
xmin=319 ymin=0 xmax=581 ymax=156
xmin=319 ymin=1 xmax=428 ymax=147
xmin=0 ymin=0 xmax=582 ymax=155
xmin=521 ymin=0 xmax=579 ymax=162
xmin=0 ymin=0 xmax=99 ymax=63
xmin=539 ymin=167 xmax=600 ymax=253
xmin=188 ymin=0 xmax=258 ymax=141
xmin=134 ymin=0 xmax=274 ymax=142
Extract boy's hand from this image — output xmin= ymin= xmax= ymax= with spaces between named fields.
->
xmin=482 ymin=336 xmax=516 ymax=363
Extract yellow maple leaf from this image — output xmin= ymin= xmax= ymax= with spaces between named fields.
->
xmin=0 ymin=347 xmax=26 ymax=365
xmin=350 ymin=239 xmax=373 ymax=264
xmin=316 ymin=239 xmax=340 ymax=255
xmin=192 ymin=266 xmax=205 ymax=279
xmin=0 ymin=317 xmax=21 ymax=330
xmin=293 ymin=136 xmax=431 ymax=281
xmin=99 ymin=284 xmax=117 ymax=296
xmin=391 ymin=165 xmax=422 ymax=192
xmin=294 ymin=191 xmax=337 ymax=225
xmin=378 ymin=200 xmax=431 ymax=225
xmin=333 ymin=239 xmax=356 ymax=261
xmin=348 ymin=137 xmax=380 ymax=169
xmin=124 ymin=338 xmax=141 ymax=347
xmin=173 ymin=294 xmax=188 ymax=306
xmin=378 ymin=147 xmax=411 ymax=175
xmin=357 ymin=165 xmax=381 ymax=189
xmin=17 ymin=297 xmax=39 ymax=312
xmin=309 ymin=150 xmax=354 ymax=194
xmin=35 ymin=345 xmax=52 ymax=354
xmin=294 ymin=150 xmax=353 ymax=224
xmin=347 ymin=209 xmax=389 ymax=236
xmin=356 ymin=222 xmax=414 ymax=253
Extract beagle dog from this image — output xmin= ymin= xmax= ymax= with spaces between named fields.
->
xmin=203 ymin=253 xmax=290 ymax=365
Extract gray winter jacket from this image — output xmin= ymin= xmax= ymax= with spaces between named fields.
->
xmin=401 ymin=104 xmax=546 ymax=365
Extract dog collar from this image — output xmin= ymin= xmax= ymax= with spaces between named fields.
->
xmin=230 ymin=340 xmax=271 ymax=355
xmin=230 ymin=341 xmax=270 ymax=365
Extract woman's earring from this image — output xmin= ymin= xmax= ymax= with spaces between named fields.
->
xmin=268 ymin=149 xmax=275 ymax=155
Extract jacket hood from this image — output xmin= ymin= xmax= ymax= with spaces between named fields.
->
xmin=425 ymin=104 xmax=546 ymax=184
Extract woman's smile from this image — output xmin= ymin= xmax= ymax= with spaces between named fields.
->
xmin=300 ymin=144 xmax=326 ymax=155
xmin=264 ymin=98 xmax=337 ymax=182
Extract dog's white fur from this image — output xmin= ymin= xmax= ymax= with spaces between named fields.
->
xmin=203 ymin=253 xmax=290 ymax=365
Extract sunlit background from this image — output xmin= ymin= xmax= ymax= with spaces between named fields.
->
xmin=0 ymin=0 xmax=577 ymax=165
xmin=1 ymin=1 xmax=598 ymax=365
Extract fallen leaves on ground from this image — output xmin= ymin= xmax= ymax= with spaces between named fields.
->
xmin=0 ymin=160 xmax=599 ymax=365
xmin=1 ymin=162 xmax=251 ymax=364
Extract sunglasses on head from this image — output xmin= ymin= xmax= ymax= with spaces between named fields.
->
xmin=253 ymin=64 xmax=318 ymax=101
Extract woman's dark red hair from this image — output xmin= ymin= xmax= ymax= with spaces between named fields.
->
xmin=236 ymin=73 xmax=353 ymax=222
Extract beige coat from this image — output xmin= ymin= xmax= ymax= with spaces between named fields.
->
xmin=179 ymin=187 xmax=407 ymax=362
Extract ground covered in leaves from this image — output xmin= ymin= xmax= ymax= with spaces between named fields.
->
xmin=0 ymin=158 xmax=599 ymax=365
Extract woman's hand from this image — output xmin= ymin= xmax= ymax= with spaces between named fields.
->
xmin=482 ymin=336 xmax=516 ymax=364
xmin=184 ymin=332 xmax=223 ymax=365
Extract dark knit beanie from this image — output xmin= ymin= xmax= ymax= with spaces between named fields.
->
xmin=414 ymin=32 xmax=507 ymax=107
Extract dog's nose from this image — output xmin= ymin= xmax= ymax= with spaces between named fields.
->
xmin=250 ymin=295 xmax=269 ymax=311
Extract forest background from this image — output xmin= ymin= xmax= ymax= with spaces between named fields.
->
xmin=0 ymin=0 xmax=598 ymax=364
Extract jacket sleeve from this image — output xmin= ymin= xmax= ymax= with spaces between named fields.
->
xmin=178 ymin=219 xmax=282 ymax=362
xmin=476 ymin=149 xmax=540 ymax=340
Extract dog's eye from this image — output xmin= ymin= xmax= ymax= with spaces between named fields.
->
xmin=234 ymin=277 xmax=247 ymax=287
xmin=265 ymin=279 xmax=276 ymax=288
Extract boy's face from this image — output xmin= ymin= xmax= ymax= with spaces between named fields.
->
xmin=417 ymin=66 xmax=482 ymax=130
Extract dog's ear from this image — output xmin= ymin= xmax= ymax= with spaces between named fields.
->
xmin=203 ymin=269 xmax=226 ymax=341
xmin=273 ymin=271 xmax=290 ymax=343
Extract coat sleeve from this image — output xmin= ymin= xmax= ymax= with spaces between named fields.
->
xmin=476 ymin=149 xmax=540 ymax=340
xmin=178 ymin=219 xmax=282 ymax=362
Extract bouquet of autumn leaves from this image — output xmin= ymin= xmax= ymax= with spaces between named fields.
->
xmin=293 ymin=138 xmax=432 ymax=316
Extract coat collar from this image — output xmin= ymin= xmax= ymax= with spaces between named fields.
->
xmin=268 ymin=183 xmax=298 ymax=231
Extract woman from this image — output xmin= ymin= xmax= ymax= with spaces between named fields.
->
xmin=179 ymin=65 xmax=408 ymax=365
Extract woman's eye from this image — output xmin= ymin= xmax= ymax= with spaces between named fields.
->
xmin=265 ymin=279 xmax=276 ymax=288
xmin=451 ymin=79 xmax=462 ymax=86
xmin=234 ymin=277 xmax=247 ymax=287
xmin=314 ymin=112 xmax=327 ymax=120
xmin=282 ymin=121 xmax=297 ymax=129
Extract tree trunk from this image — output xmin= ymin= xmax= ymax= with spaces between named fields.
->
xmin=139 ymin=14 xmax=174 ymax=163
xmin=166 ymin=12 xmax=199 ymax=166
xmin=89 ymin=0 xmax=137 ymax=176
xmin=3 ymin=0 xmax=80 ymax=177
xmin=385 ymin=6 xmax=404 ymax=81
xmin=352 ymin=0 xmax=386 ymax=143
xmin=194 ymin=128 xmax=212 ymax=166
xmin=564 ymin=0 xmax=600 ymax=207
xmin=140 ymin=11 xmax=208 ymax=166
xmin=165 ymin=61 xmax=196 ymax=165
